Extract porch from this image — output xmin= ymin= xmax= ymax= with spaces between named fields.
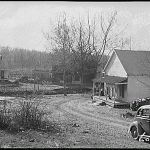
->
xmin=93 ymin=95 xmax=130 ymax=108
xmin=92 ymin=75 xmax=129 ymax=108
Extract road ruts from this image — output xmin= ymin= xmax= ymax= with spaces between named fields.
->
xmin=53 ymin=95 xmax=130 ymax=130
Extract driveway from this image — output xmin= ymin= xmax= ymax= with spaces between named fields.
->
xmin=46 ymin=94 xmax=150 ymax=148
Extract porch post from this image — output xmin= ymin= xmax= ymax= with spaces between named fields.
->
xmin=113 ymin=85 xmax=116 ymax=105
xmin=99 ymin=82 xmax=101 ymax=100
xmin=93 ymin=81 xmax=95 ymax=101
xmin=105 ymin=83 xmax=107 ymax=101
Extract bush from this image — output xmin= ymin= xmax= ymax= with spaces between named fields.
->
xmin=0 ymin=109 xmax=11 ymax=129
xmin=12 ymin=99 xmax=45 ymax=130
xmin=18 ymin=75 xmax=29 ymax=83
xmin=0 ymin=96 xmax=62 ymax=134
xmin=0 ymin=98 xmax=53 ymax=133
xmin=0 ymin=100 xmax=12 ymax=130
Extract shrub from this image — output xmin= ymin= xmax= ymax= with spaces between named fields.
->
xmin=0 ymin=109 xmax=11 ymax=130
xmin=0 ymin=100 xmax=12 ymax=130
xmin=12 ymin=99 xmax=45 ymax=130
xmin=0 ymin=97 xmax=61 ymax=134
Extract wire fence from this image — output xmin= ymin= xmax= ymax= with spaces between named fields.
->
xmin=0 ymin=82 xmax=63 ymax=94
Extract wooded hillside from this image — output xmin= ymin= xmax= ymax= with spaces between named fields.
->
xmin=0 ymin=46 xmax=53 ymax=70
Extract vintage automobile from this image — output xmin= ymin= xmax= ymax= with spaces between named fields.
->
xmin=128 ymin=105 xmax=150 ymax=142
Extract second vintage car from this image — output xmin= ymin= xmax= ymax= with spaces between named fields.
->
xmin=128 ymin=105 xmax=150 ymax=142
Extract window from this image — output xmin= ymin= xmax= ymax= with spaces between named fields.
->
xmin=142 ymin=109 xmax=150 ymax=116
xmin=1 ymin=70 xmax=4 ymax=79
xmin=137 ymin=109 xmax=142 ymax=116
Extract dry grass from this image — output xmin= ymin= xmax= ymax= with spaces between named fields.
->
xmin=12 ymin=99 xmax=45 ymax=130
xmin=0 ymin=93 xmax=149 ymax=148
xmin=0 ymin=96 xmax=61 ymax=134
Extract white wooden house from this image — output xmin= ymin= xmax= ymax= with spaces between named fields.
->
xmin=93 ymin=49 xmax=150 ymax=103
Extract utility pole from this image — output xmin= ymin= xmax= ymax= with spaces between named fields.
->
xmin=130 ymin=36 xmax=132 ymax=50
xmin=63 ymin=42 xmax=67 ymax=96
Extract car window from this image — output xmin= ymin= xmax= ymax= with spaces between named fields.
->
xmin=137 ymin=109 xmax=142 ymax=116
xmin=142 ymin=109 xmax=150 ymax=116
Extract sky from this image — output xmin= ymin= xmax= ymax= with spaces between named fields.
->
xmin=1 ymin=1 xmax=150 ymax=52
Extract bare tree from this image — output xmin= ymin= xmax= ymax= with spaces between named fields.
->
xmin=44 ymin=12 xmax=73 ymax=96
xmin=71 ymin=11 xmax=118 ymax=84
xmin=113 ymin=36 xmax=137 ymax=50
xmin=44 ymin=10 xmax=129 ymax=89
xmin=94 ymin=11 xmax=118 ymax=66
xmin=70 ymin=13 xmax=95 ymax=88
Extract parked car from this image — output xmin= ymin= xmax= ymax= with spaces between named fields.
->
xmin=128 ymin=105 xmax=150 ymax=142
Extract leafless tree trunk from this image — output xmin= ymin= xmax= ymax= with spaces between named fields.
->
xmin=44 ymin=10 xmax=128 ymax=90
xmin=69 ymin=11 xmax=118 ymax=87
xmin=63 ymin=41 xmax=67 ymax=96
xmin=43 ymin=12 xmax=72 ymax=96
xmin=96 ymin=11 xmax=117 ymax=65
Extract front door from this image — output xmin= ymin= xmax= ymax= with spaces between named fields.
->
xmin=119 ymin=84 xmax=124 ymax=98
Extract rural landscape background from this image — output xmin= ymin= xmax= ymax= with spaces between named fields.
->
xmin=0 ymin=1 xmax=150 ymax=148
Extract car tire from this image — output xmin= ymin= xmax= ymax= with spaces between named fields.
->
xmin=131 ymin=126 xmax=139 ymax=140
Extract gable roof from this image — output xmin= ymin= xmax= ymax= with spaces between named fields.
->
xmin=114 ymin=49 xmax=150 ymax=76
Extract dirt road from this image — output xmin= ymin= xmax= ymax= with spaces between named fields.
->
xmin=48 ymin=94 xmax=150 ymax=148
xmin=54 ymin=96 xmax=129 ymax=129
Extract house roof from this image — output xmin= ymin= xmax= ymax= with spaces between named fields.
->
xmin=93 ymin=75 xmax=127 ymax=84
xmin=114 ymin=49 xmax=150 ymax=76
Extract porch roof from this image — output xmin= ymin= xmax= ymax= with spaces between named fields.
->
xmin=93 ymin=76 xmax=127 ymax=84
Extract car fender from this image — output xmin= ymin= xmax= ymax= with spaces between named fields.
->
xmin=128 ymin=121 xmax=144 ymax=135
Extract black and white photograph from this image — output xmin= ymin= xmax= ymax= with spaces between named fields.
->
xmin=0 ymin=1 xmax=150 ymax=148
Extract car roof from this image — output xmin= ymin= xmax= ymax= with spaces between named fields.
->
xmin=138 ymin=105 xmax=150 ymax=110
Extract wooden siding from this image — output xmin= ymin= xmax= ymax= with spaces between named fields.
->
xmin=127 ymin=76 xmax=150 ymax=102
xmin=105 ymin=52 xmax=127 ymax=77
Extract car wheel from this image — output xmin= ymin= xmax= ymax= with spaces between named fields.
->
xmin=131 ymin=126 xmax=139 ymax=140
